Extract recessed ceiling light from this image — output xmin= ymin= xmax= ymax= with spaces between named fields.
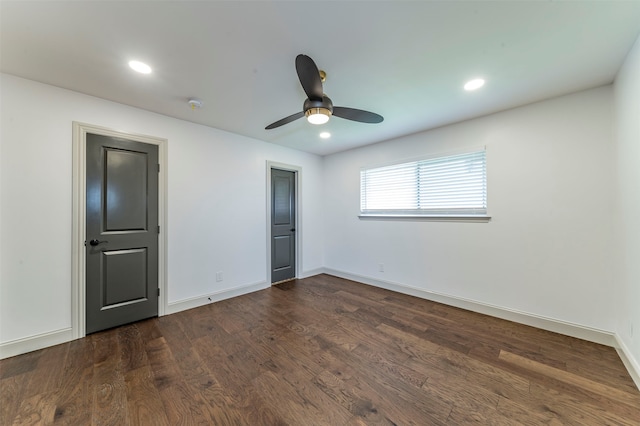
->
xmin=464 ymin=78 xmax=485 ymax=91
xmin=320 ymin=132 xmax=331 ymax=139
xmin=129 ymin=60 xmax=152 ymax=74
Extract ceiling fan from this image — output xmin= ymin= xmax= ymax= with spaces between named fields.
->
xmin=265 ymin=54 xmax=384 ymax=130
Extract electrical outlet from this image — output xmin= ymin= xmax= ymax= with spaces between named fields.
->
xmin=379 ymin=263 xmax=384 ymax=272
xmin=216 ymin=271 xmax=223 ymax=282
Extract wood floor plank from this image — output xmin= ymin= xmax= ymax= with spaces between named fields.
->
xmin=192 ymin=335 xmax=284 ymax=424
xmin=123 ymin=366 xmax=170 ymax=426
xmin=144 ymin=335 xmax=222 ymax=423
xmin=422 ymin=370 xmax=501 ymax=415
xmin=253 ymin=369 xmax=353 ymax=425
xmin=0 ymin=375 xmax=27 ymax=425
xmin=175 ymin=305 xmax=234 ymax=344
xmin=0 ymin=351 xmax=41 ymax=380
xmin=23 ymin=343 xmax=69 ymax=401
xmin=499 ymin=349 xmax=640 ymax=408
xmin=446 ymin=400 xmax=527 ymax=426
xmin=313 ymin=369 xmax=400 ymax=425
xmin=352 ymin=343 xmax=426 ymax=388
xmin=91 ymin=331 xmax=131 ymax=426
xmin=11 ymin=391 xmax=57 ymax=425
xmin=329 ymin=341 xmax=454 ymax=424
xmin=51 ymin=338 xmax=94 ymax=425
xmin=564 ymin=356 xmax=640 ymax=394
xmin=529 ymin=381 xmax=640 ymax=424
xmin=118 ymin=324 xmax=149 ymax=373
xmin=495 ymin=394 xmax=571 ymax=426
xmin=1 ymin=274 xmax=638 ymax=425
xmin=527 ymin=381 xmax=640 ymax=425
xmin=0 ymin=346 xmax=57 ymax=425
xmin=176 ymin=347 xmax=260 ymax=425
xmin=375 ymin=322 xmax=440 ymax=361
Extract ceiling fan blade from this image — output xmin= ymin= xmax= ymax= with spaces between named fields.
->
xmin=295 ymin=54 xmax=324 ymax=101
xmin=332 ymin=107 xmax=384 ymax=124
xmin=265 ymin=111 xmax=305 ymax=129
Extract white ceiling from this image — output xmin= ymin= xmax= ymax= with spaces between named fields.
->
xmin=2 ymin=1 xmax=640 ymax=156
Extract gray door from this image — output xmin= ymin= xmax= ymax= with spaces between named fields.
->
xmin=271 ymin=169 xmax=296 ymax=283
xmin=86 ymin=133 xmax=159 ymax=334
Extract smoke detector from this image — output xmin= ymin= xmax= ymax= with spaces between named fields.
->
xmin=188 ymin=99 xmax=203 ymax=110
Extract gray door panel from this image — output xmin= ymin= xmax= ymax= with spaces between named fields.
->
xmin=86 ymin=133 xmax=159 ymax=333
xmin=101 ymin=248 xmax=147 ymax=306
xmin=273 ymin=236 xmax=292 ymax=269
xmin=105 ymin=149 xmax=148 ymax=230
xmin=271 ymin=169 xmax=296 ymax=283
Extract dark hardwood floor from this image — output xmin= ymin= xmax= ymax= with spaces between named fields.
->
xmin=1 ymin=274 xmax=639 ymax=425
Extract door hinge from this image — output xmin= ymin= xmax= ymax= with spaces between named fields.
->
xmin=157 ymin=164 xmax=160 ymax=173
xmin=157 ymin=288 xmax=160 ymax=296
xmin=157 ymin=225 xmax=160 ymax=234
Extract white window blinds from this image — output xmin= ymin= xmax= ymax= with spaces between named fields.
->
xmin=360 ymin=149 xmax=487 ymax=216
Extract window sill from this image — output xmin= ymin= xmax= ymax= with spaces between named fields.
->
xmin=358 ymin=214 xmax=491 ymax=223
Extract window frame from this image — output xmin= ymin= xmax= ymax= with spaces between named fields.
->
xmin=359 ymin=148 xmax=490 ymax=222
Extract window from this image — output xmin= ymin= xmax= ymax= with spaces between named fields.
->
xmin=360 ymin=149 xmax=487 ymax=218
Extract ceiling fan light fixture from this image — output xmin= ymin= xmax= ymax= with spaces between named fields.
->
xmin=305 ymin=107 xmax=331 ymax=125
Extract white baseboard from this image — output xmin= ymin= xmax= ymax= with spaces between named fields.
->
xmin=322 ymin=268 xmax=617 ymax=347
xmin=165 ymin=280 xmax=269 ymax=315
xmin=614 ymin=335 xmax=640 ymax=391
xmin=0 ymin=328 xmax=74 ymax=360
xmin=299 ymin=268 xmax=325 ymax=279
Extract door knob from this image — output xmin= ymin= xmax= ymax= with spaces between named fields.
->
xmin=89 ymin=239 xmax=108 ymax=246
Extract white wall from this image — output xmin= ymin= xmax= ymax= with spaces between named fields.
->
xmin=613 ymin=35 xmax=640 ymax=375
xmin=0 ymin=74 xmax=324 ymax=346
xmin=323 ymin=86 xmax=615 ymax=332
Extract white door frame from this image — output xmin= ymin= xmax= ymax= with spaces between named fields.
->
xmin=71 ymin=122 xmax=168 ymax=339
xmin=266 ymin=161 xmax=301 ymax=285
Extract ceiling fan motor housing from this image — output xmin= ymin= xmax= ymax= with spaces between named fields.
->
xmin=304 ymin=95 xmax=333 ymax=115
